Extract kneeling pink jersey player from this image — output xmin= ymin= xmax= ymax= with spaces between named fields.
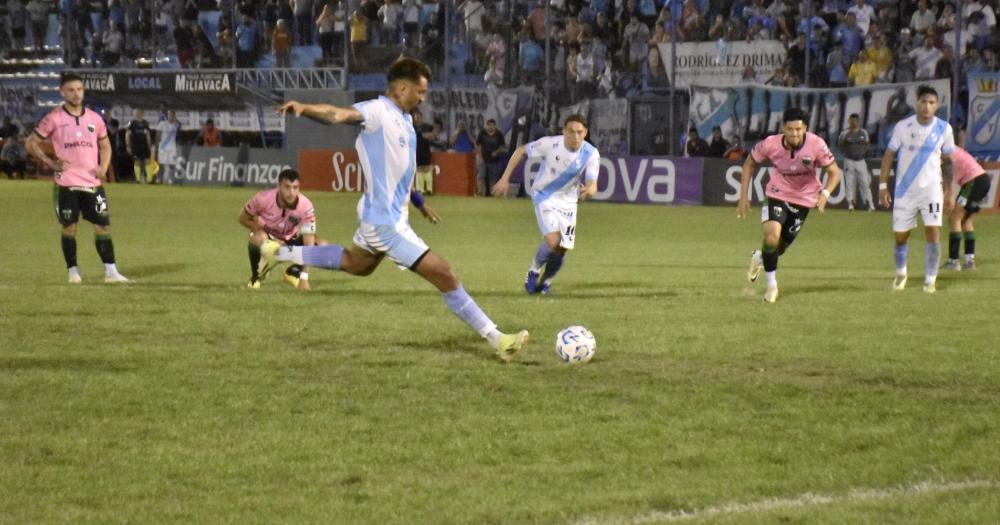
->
xmin=737 ymin=107 xmax=841 ymax=303
xmin=240 ymin=169 xmax=325 ymax=290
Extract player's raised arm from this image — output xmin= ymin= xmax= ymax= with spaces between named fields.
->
xmin=879 ymin=148 xmax=895 ymax=208
xmin=492 ymin=144 xmax=527 ymax=197
xmin=736 ymin=154 xmax=756 ymax=219
xmin=816 ymin=160 xmax=841 ymax=213
xmin=276 ymin=101 xmax=363 ymax=125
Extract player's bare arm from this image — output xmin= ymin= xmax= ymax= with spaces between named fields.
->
xmin=878 ymin=148 xmax=894 ymax=208
xmin=492 ymin=145 xmax=527 ymax=196
xmin=276 ymin=101 xmax=363 ymax=125
xmin=941 ymin=153 xmax=955 ymax=213
xmin=97 ymin=136 xmax=111 ymax=181
xmin=25 ymin=132 xmax=64 ymax=172
xmin=419 ymin=203 xmax=441 ymax=224
xmin=736 ymin=154 xmax=757 ymax=218
xmin=238 ymin=210 xmax=263 ymax=234
xmin=579 ymin=180 xmax=598 ymax=200
xmin=816 ymin=162 xmax=841 ymax=213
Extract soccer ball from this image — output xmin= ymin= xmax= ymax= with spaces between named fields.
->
xmin=555 ymin=326 xmax=596 ymax=364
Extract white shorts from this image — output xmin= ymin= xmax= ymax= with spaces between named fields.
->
xmin=352 ymin=221 xmax=430 ymax=269
xmin=534 ymin=200 xmax=577 ymax=250
xmin=893 ymin=191 xmax=944 ymax=231
xmin=158 ymin=148 xmax=177 ymax=166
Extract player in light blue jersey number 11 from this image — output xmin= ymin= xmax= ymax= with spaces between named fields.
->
xmin=492 ymin=115 xmax=600 ymax=295
xmin=879 ymin=85 xmax=955 ymax=294
xmin=268 ymin=58 xmax=529 ymax=361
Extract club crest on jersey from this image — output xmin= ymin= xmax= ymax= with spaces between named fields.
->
xmin=87 ymin=124 xmax=95 ymax=133
xmin=801 ymin=156 xmax=813 ymax=168
xmin=289 ymin=215 xmax=299 ymax=225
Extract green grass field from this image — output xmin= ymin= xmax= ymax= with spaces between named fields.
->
xmin=2 ymin=179 xmax=999 ymax=524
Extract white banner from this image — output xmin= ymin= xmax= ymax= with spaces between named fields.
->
xmin=659 ymin=41 xmax=785 ymax=89
xmin=107 ymin=106 xmax=285 ymax=132
xmin=588 ymin=99 xmax=629 ymax=157
xmin=421 ymin=87 xmax=525 ymax=137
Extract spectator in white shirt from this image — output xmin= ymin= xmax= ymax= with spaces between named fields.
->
xmin=847 ymin=0 xmax=875 ymax=36
xmin=909 ymin=0 xmax=936 ymax=34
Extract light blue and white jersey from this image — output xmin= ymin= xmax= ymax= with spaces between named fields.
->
xmin=887 ymin=115 xmax=955 ymax=199
xmin=156 ymin=119 xmax=180 ymax=153
xmin=526 ymin=135 xmax=600 ymax=208
xmin=353 ymin=96 xmax=417 ymax=226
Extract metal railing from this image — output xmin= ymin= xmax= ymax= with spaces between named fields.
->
xmin=235 ymin=67 xmax=347 ymax=92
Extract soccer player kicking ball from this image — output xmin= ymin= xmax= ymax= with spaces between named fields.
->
xmin=943 ymin=145 xmax=990 ymax=271
xmin=25 ymin=73 xmax=129 ymax=284
xmin=737 ymin=107 xmax=841 ymax=303
xmin=879 ymin=85 xmax=955 ymax=293
xmin=241 ymin=169 xmax=325 ymax=290
xmin=267 ymin=58 xmax=528 ymax=361
xmin=491 ymin=115 xmax=600 ymax=295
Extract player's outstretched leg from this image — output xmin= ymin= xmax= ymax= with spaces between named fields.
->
xmin=525 ymin=242 xmax=550 ymax=294
xmin=747 ymin=249 xmax=762 ymax=283
xmin=538 ymin=250 xmax=565 ymax=295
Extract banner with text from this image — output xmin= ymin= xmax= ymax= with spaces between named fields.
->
xmin=967 ymin=72 xmax=1000 ymax=154
xmin=78 ymin=71 xmax=236 ymax=95
xmin=588 ymin=99 xmax=629 ymax=158
xmin=297 ymin=149 xmax=476 ymax=196
xmin=659 ymin=41 xmax=785 ymax=89
xmin=514 ymin=155 xmax=702 ymax=205
xmin=421 ymin=87 xmax=528 ymax=136
xmin=690 ymin=79 xmax=951 ymax=151
xmin=175 ymin=146 xmax=295 ymax=186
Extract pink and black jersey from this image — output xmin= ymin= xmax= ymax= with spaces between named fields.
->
xmin=34 ymin=105 xmax=108 ymax=188
xmin=244 ymin=188 xmax=316 ymax=242
xmin=951 ymin=146 xmax=985 ymax=187
xmin=751 ymin=132 xmax=836 ymax=208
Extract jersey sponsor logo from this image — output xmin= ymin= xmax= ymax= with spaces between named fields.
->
xmin=63 ymin=140 xmax=95 ymax=149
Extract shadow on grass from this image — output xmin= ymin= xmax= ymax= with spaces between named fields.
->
xmin=0 ymin=355 xmax=136 ymax=373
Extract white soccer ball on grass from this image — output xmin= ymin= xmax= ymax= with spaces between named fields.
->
xmin=555 ymin=326 xmax=596 ymax=364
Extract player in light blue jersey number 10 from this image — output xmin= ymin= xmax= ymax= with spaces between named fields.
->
xmin=492 ymin=115 xmax=600 ymax=295
xmin=879 ymin=85 xmax=955 ymax=294
xmin=267 ymin=58 xmax=529 ymax=361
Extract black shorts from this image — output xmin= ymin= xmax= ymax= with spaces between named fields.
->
xmin=53 ymin=185 xmax=111 ymax=226
xmin=957 ymin=175 xmax=991 ymax=215
xmin=761 ymin=197 xmax=810 ymax=245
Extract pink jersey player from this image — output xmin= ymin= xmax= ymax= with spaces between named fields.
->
xmin=751 ymin=131 xmax=837 ymax=208
xmin=34 ymin=105 xmax=108 ymax=188
xmin=244 ymin=188 xmax=317 ymax=243
xmin=950 ymin=146 xmax=986 ymax=186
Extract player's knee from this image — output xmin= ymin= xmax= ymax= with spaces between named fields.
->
xmin=62 ymin=223 xmax=77 ymax=236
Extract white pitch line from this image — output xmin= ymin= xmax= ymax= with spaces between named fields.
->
xmin=574 ymin=479 xmax=996 ymax=525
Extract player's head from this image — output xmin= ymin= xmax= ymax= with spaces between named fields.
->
xmin=59 ymin=73 xmax=85 ymax=108
xmin=277 ymin=169 xmax=301 ymax=205
xmin=916 ymin=85 xmax=939 ymax=121
xmin=563 ymin=114 xmax=588 ymax=150
xmin=848 ymin=113 xmax=860 ymax=128
xmin=387 ymin=58 xmax=431 ymax=112
xmin=781 ymin=107 xmax=809 ymax=148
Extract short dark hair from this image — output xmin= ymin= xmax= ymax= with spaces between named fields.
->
xmin=917 ymin=85 xmax=938 ymax=100
xmin=388 ymin=57 xmax=432 ymax=85
xmin=783 ymin=107 xmax=809 ymax=124
xmin=278 ymin=169 xmax=299 ymax=183
xmin=564 ymin=114 xmax=587 ymax=128
xmin=849 ymin=113 xmax=860 ymax=119
xmin=486 ymin=118 xmax=496 ymax=124
xmin=60 ymin=73 xmax=83 ymax=86
xmin=206 ymin=118 xmax=215 ymax=125
xmin=109 ymin=118 xmax=119 ymax=127
xmin=689 ymin=127 xmax=699 ymax=134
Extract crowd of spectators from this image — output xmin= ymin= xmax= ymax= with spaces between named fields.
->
xmin=2 ymin=0 xmax=998 ymax=98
